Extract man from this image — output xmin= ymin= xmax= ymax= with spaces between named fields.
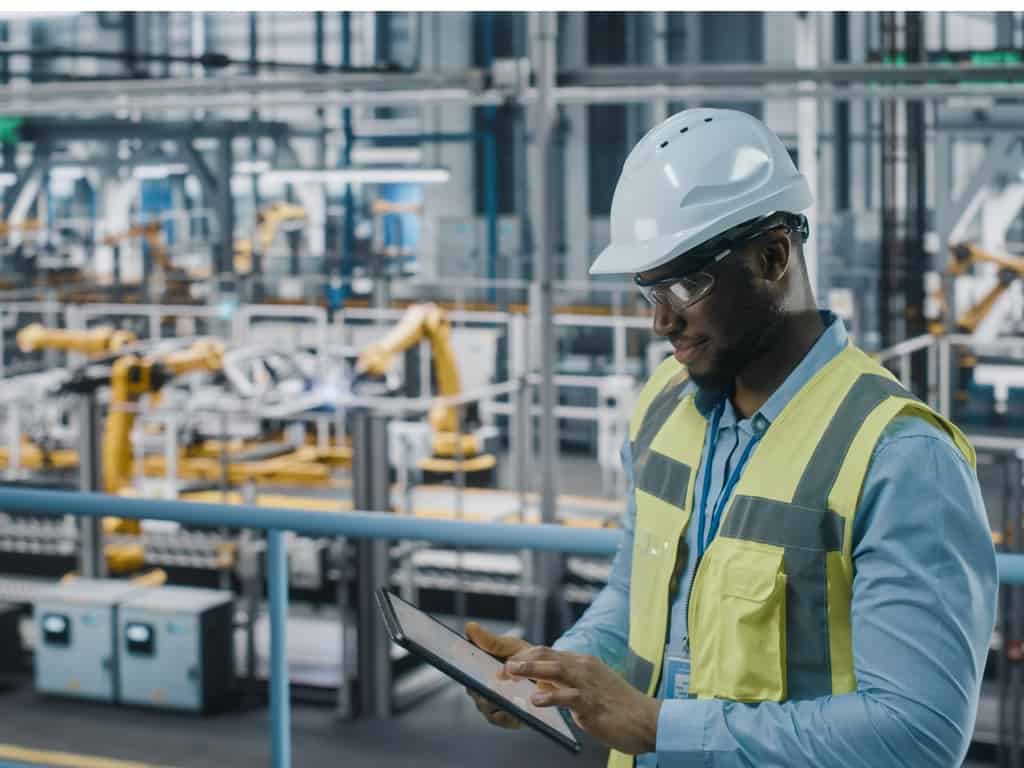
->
xmin=466 ymin=108 xmax=997 ymax=767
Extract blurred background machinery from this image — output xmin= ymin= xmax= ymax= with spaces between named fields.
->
xmin=1 ymin=9 xmax=1023 ymax=768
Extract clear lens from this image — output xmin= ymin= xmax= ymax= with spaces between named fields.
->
xmin=638 ymin=273 xmax=715 ymax=310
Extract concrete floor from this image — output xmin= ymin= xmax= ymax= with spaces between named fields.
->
xmin=0 ymin=680 xmax=607 ymax=767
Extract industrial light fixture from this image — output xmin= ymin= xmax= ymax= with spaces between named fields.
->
xmin=48 ymin=165 xmax=89 ymax=180
xmin=350 ymin=147 xmax=424 ymax=165
xmin=261 ymin=167 xmax=451 ymax=185
xmin=234 ymin=160 xmax=271 ymax=175
xmin=0 ymin=172 xmax=17 ymax=186
xmin=132 ymin=163 xmax=189 ymax=180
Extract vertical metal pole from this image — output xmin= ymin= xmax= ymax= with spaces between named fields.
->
xmin=267 ymin=528 xmax=291 ymax=768
xmin=899 ymin=353 xmax=911 ymax=389
xmin=111 ymin=244 xmax=122 ymax=304
xmin=164 ymin=411 xmax=178 ymax=498
xmin=927 ymin=341 xmax=938 ymax=410
xmin=530 ymin=11 xmax=562 ymax=644
xmin=78 ymin=393 xmax=105 ymax=578
xmin=352 ymin=410 xmax=391 ymax=718
xmin=998 ymin=452 xmax=1010 ymax=768
xmin=939 ymin=336 xmax=951 ymax=417
xmin=333 ymin=537 xmax=353 ymax=720
xmin=1012 ymin=453 xmax=1024 ymax=767
xmin=833 ymin=12 xmax=851 ymax=214
xmin=651 ymin=12 xmax=669 ymax=124
xmin=6 ymin=405 xmax=20 ymax=478
xmin=795 ymin=12 xmax=819 ymax=296
xmin=216 ymin=135 xmax=235 ymax=277
xmin=482 ymin=12 xmax=499 ymax=303
xmin=341 ymin=12 xmax=355 ymax=282
xmin=453 ymin=405 xmax=467 ymax=620
xmin=532 ymin=12 xmax=557 ymax=527
xmin=219 ymin=410 xmax=229 ymax=502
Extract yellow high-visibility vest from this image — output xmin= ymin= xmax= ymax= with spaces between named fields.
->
xmin=607 ymin=341 xmax=974 ymax=768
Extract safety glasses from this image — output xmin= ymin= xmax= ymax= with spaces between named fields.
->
xmin=634 ymin=212 xmax=808 ymax=313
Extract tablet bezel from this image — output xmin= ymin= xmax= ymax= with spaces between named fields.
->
xmin=376 ymin=588 xmax=582 ymax=754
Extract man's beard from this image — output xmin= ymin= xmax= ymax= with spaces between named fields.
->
xmin=688 ymin=300 xmax=786 ymax=395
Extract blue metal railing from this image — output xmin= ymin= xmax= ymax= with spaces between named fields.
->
xmin=0 ymin=485 xmax=1021 ymax=767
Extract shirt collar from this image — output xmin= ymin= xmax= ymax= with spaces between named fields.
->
xmin=693 ymin=310 xmax=848 ymax=432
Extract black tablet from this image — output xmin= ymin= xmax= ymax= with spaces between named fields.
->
xmin=376 ymin=588 xmax=582 ymax=754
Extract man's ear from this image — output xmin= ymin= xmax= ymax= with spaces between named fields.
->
xmin=759 ymin=235 xmax=791 ymax=283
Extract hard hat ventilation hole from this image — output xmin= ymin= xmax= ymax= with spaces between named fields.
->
xmin=704 ymin=117 xmax=713 ymax=123
xmin=659 ymin=141 xmax=669 ymax=149
xmin=680 ymin=127 xmax=689 ymax=134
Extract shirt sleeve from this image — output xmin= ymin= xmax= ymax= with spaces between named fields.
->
xmin=552 ymin=439 xmax=634 ymax=673
xmin=654 ymin=416 xmax=998 ymax=768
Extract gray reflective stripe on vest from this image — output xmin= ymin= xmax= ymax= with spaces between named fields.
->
xmin=720 ymin=373 xmax=913 ymax=700
xmin=792 ymin=374 xmax=912 ymax=509
xmin=624 ymin=648 xmax=655 ymax=693
xmin=636 ymin=450 xmax=692 ymax=507
xmin=632 ymin=375 xmax=693 ymax=466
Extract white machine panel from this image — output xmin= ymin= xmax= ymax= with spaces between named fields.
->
xmin=34 ymin=579 xmax=146 ymax=702
xmin=117 ymin=586 xmax=234 ymax=713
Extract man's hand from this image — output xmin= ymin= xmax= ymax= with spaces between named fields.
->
xmin=463 ymin=621 xmax=533 ymax=729
xmin=505 ymin=646 xmax=662 ymax=755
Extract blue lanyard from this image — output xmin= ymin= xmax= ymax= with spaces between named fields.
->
xmin=695 ymin=400 xmax=764 ymax=559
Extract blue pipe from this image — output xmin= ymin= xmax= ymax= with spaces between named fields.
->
xmin=0 ymin=488 xmax=623 ymax=556
xmin=2 ymin=488 xmax=1023 ymax=576
xmin=998 ymin=552 xmax=1024 ymax=586
xmin=268 ymin=529 xmax=291 ymax=768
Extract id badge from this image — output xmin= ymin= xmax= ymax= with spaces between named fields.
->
xmin=663 ymin=647 xmax=691 ymax=699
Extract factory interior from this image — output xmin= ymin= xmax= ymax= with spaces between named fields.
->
xmin=4 ymin=8 xmax=1024 ymax=767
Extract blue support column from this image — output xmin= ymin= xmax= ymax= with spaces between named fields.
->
xmin=268 ymin=529 xmax=291 ymax=768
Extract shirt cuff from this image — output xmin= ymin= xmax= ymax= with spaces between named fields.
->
xmin=654 ymin=698 xmax=713 ymax=768
xmin=551 ymin=634 xmax=587 ymax=654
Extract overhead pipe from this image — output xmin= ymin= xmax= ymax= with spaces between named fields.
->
xmin=7 ymin=82 xmax=1024 ymax=119
xmin=1 ymin=59 xmax=1019 ymax=103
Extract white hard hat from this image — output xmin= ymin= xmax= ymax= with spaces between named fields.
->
xmin=589 ymin=108 xmax=813 ymax=276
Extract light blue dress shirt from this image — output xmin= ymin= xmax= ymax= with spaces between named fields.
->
xmin=553 ymin=313 xmax=997 ymax=767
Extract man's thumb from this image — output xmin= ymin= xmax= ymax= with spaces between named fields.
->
xmin=466 ymin=621 xmax=495 ymax=649
xmin=466 ymin=621 xmax=521 ymax=657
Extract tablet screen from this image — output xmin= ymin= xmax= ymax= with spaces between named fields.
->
xmin=381 ymin=591 xmax=579 ymax=749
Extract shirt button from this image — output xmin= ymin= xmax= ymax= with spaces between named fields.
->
xmin=754 ymin=415 xmax=769 ymax=433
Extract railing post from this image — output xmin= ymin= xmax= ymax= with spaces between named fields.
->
xmin=267 ymin=528 xmax=291 ymax=768
xmin=352 ymin=410 xmax=392 ymax=719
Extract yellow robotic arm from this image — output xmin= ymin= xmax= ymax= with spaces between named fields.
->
xmin=234 ymin=202 xmax=307 ymax=274
xmin=102 ymin=221 xmax=170 ymax=270
xmin=356 ymin=303 xmax=490 ymax=465
xmin=0 ymin=219 xmax=41 ymax=237
xmin=17 ymin=323 xmax=137 ymax=356
xmin=104 ymin=339 xmax=224 ymax=495
xmin=947 ymin=243 xmax=1024 ymax=333
xmin=357 ymin=303 xmax=462 ymax=434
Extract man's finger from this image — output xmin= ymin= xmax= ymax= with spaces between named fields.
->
xmin=505 ymin=659 xmax=575 ymax=686
xmin=531 ymin=686 xmax=581 ymax=708
xmin=467 ymin=688 xmax=497 ymax=714
xmin=491 ymin=711 xmax=522 ymax=729
xmin=466 ymin=621 xmax=527 ymax=658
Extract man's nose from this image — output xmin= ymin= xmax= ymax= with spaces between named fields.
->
xmin=652 ymin=302 xmax=682 ymax=337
